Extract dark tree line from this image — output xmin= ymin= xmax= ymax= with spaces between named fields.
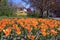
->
xmin=22 ymin=0 xmax=60 ymax=17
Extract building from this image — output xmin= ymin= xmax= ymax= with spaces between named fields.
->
xmin=16 ymin=4 xmax=27 ymax=16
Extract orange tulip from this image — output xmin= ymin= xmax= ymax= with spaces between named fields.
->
xmin=40 ymin=29 xmax=46 ymax=32
xmin=50 ymin=29 xmax=58 ymax=35
xmin=3 ymin=27 xmax=12 ymax=37
xmin=0 ymin=18 xmax=59 ymax=37
xmin=25 ymin=26 xmax=32 ymax=32
xmin=12 ymin=24 xmax=18 ymax=29
xmin=47 ymin=32 xmax=50 ymax=35
xmin=27 ymin=35 xmax=35 ymax=40
xmin=27 ymin=34 xmax=31 ymax=39
xmin=16 ymin=27 xmax=21 ymax=35
xmin=0 ymin=29 xmax=2 ymax=32
xmin=41 ymin=31 xmax=47 ymax=36
xmin=31 ymin=35 xmax=35 ymax=40
xmin=57 ymin=27 xmax=60 ymax=31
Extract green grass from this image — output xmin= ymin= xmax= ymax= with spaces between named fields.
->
xmin=0 ymin=15 xmax=39 ymax=18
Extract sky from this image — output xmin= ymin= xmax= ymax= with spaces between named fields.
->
xmin=9 ymin=0 xmax=30 ymax=8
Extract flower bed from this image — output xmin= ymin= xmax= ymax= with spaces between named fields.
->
xmin=0 ymin=18 xmax=60 ymax=40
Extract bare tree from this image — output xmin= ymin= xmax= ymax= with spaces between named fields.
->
xmin=22 ymin=0 xmax=52 ymax=17
xmin=22 ymin=0 xmax=60 ymax=17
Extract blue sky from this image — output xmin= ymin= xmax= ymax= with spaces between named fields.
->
xmin=9 ymin=0 xmax=30 ymax=8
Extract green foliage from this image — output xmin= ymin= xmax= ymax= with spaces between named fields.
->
xmin=0 ymin=7 xmax=13 ymax=17
xmin=27 ymin=11 xmax=39 ymax=18
xmin=0 ymin=0 xmax=14 ymax=17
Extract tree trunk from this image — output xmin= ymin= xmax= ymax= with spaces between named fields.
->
xmin=39 ymin=9 xmax=43 ymax=18
xmin=47 ymin=10 xmax=49 ymax=17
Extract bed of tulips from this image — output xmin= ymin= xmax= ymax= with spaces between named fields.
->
xmin=0 ymin=18 xmax=60 ymax=40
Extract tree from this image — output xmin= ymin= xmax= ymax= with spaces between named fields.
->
xmin=22 ymin=0 xmax=50 ymax=17
xmin=0 ymin=0 xmax=15 ymax=17
xmin=22 ymin=0 xmax=60 ymax=18
xmin=50 ymin=1 xmax=60 ymax=17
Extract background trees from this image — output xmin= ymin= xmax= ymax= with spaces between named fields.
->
xmin=0 ymin=0 xmax=15 ymax=17
xmin=0 ymin=0 xmax=60 ymax=18
xmin=22 ymin=0 xmax=60 ymax=18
